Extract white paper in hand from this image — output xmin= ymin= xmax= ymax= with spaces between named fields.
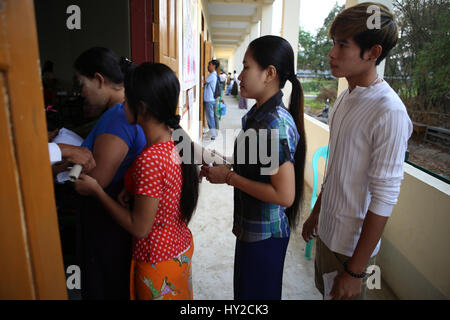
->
xmin=56 ymin=171 xmax=71 ymax=184
xmin=323 ymin=270 xmax=338 ymax=300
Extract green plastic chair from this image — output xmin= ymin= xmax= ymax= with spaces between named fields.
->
xmin=305 ymin=145 xmax=329 ymax=260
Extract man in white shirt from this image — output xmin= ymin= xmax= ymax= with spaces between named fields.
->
xmin=301 ymin=2 xmax=412 ymax=300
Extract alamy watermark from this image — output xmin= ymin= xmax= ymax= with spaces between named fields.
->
xmin=66 ymin=265 xmax=81 ymax=290
xmin=66 ymin=5 xmax=81 ymax=30
xmin=367 ymin=5 xmax=381 ymax=30
xmin=366 ymin=265 xmax=381 ymax=290
xmin=65 ymin=264 xmax=382 ymax=291
xmin=171 ymin=127 xmax=281 ymax=175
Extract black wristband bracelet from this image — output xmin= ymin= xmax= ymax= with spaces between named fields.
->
xmin=343 ymin=261 xmax=367 ymax=279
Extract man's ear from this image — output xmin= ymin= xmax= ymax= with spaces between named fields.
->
xmin=93 ymin=72 xmax=105 ymax=89
xmin=265 ymin=65 xmax=278 ymax=84
xmin=368 ymin=44 xmax=382 ymax=62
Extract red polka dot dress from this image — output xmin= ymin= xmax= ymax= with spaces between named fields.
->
xmin=124 ymin=140 xmax=192 ymax=264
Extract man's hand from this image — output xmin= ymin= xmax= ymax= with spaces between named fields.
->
xmin=330 ymin=270 xmax=363 ymax=300
xmin=301 ymin=211 xmax=319 ymax=242
xmin=58 ymin=144 xmax=96 ymax=172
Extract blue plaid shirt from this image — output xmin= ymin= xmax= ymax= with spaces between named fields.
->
xmin=232 ymin=91 xmax=300 ymax=242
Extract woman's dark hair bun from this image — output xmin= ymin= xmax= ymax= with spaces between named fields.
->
xmin=166 ymin=114 xmax=181 ymax=129
xmin=119 ymin=56 xmax=135 ymax=76
xmin=74 ymin=47 xmax=134 ymax=84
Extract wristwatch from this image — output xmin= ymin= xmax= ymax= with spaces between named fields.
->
xmin=343 ymin=261 xmax=367 ymax=279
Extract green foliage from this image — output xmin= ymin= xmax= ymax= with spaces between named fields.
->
xmin=304 ymin=97 xmax=324 ymax=110
xmin=412 ymin=11 xmax=450 ymax=108
xmin=317 ymin=86 xmax=338 ymax=104
xmin=298 ymin=3 xmax=344 ymax=75
xmin=385 ymin=0 xmax=450 ymax=114
xmin=297 ymin=29 xmax=317 ymax=71
xmin=301 ymin=80 xmax=337 ymax=93
xmin=301 ymin=81 xmax=322 ymax=93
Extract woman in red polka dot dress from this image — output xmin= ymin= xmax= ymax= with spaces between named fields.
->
xmin=75 ymin=63 xmax=199 ymax=300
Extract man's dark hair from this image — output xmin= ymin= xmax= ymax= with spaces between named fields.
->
xmin=330 ymin=2 xmax=398 ymax=65
xmin=210 ymin=60 xmax=220 ymax=70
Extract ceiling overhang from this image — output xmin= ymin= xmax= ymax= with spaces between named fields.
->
xmin=207 ymin=0 xmax=275 ymax=52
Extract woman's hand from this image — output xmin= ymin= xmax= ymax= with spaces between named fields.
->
xmin=74 ymin=173 xmax=102 ymax=197
xmin=200 ymin=164 xmax=231 ymax=184
xmin=118 ymin=187 xmax=132 ymax=209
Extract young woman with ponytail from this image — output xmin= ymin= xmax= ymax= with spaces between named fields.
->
xmin=75 ymin=63 xmax=199 ymax=300
xmin=202 ymin=35 xmax=306 ymax=300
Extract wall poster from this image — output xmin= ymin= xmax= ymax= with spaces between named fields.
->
xmin=182 ymin=0 xmax=197 ymax=90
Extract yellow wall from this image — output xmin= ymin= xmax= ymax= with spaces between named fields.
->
xmin=378 ymin=166 xmax=450 ymax=299
xmin=304 ymin=115 xmax=330 ymax=199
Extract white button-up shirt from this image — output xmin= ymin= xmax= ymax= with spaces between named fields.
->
xmin=318 ymin=80 xmax=412 ymax=257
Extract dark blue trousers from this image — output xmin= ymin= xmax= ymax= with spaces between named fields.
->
xmin=233 ymin=237 xmax=289 ymax=300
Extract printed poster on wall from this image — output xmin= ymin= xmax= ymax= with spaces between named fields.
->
xmin=182 ymin=0 xmax=197 ymax=90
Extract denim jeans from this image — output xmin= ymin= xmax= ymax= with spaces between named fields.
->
xmin=204 ymin=101 xmax=216 ymax=138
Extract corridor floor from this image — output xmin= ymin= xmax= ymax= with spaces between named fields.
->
xmin=190 ymin=94 xmax=397 ymax=300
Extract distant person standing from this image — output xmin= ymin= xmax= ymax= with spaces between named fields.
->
xmin=219 ymin=71 xmax=227 ymax=93
xmin=204 ymin=60 xmax=218 ymax=140
xmin=231 ymin=70 xmax=239 ymax=97
xmin=226 ymin=72 xmax=234 ymax=95
xmin=212 ymin=60 xmax=221 ymax=130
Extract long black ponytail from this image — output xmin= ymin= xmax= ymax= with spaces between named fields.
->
xmin=248 ymin=35 xmax=306 ymax=228
xmin=124 ymin=62 xmax=199 ymax=224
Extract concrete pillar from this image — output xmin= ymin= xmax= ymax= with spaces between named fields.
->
xmin=272 ymin=0 xmax=283 ymax=36
xmin=280 ymin=0 xmax=301 ymax=107
xmin=281 ymin=0 xmax=301 ymax=72
xmin=260 ymin=4 xmax=273 ymax=36
xmin=337 ymin=0 xmax=394 ymax=96
xmin=250 ymin=21 xmax=260 ymax=41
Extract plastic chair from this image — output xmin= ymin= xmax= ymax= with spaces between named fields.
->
xmin=305 ymin=145 xmax=329 ymax=260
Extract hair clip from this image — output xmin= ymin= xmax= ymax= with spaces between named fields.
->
xmin=122 ymin=57 xmax=132 ymax=65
